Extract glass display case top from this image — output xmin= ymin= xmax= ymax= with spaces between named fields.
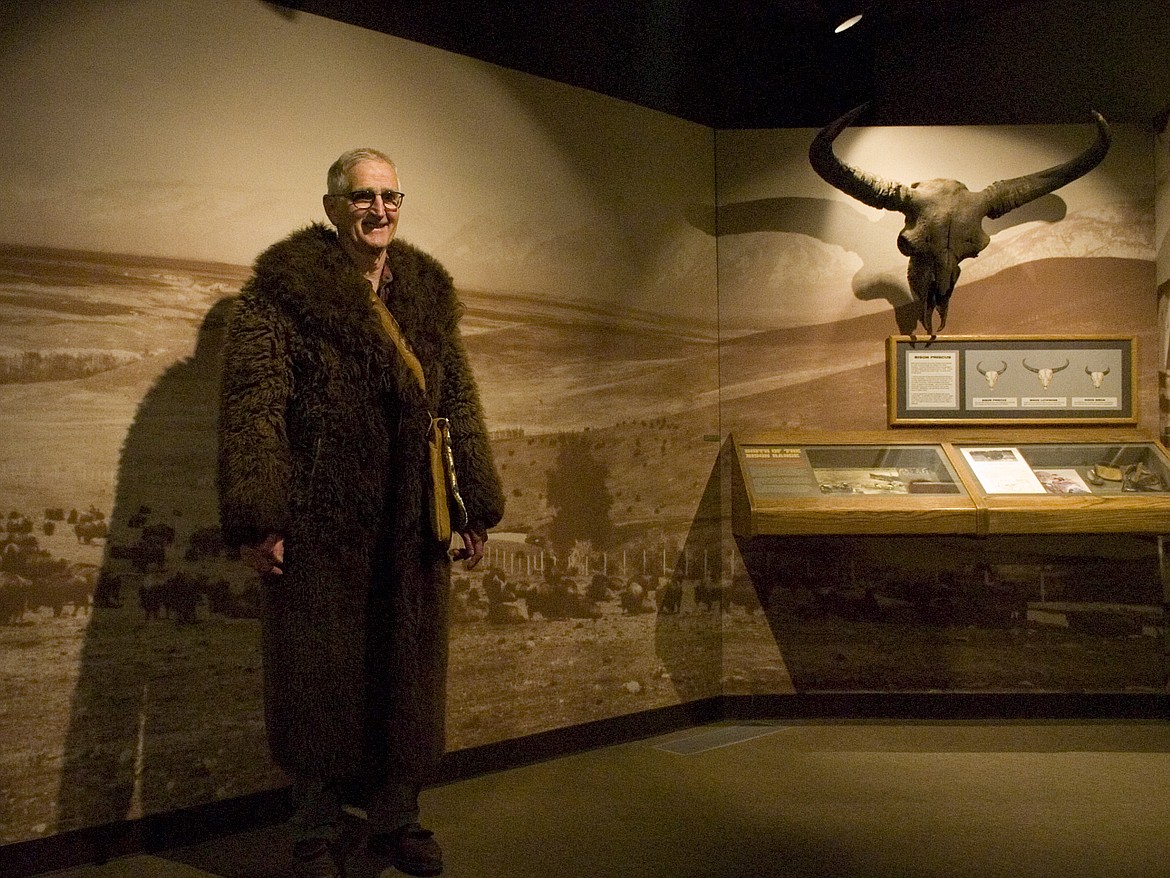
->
xmin=741 ymin=444 xmax=963 ymax=498
xmin=955 ymin=443 xmax=1170 ymax=495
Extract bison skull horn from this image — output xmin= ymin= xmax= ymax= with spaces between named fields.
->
xmin=808 ymin=104 xmax=1111 ymax=335
xmin=1023 ymin=358 xmax=1069 ymax=389
xmin=1085 ymin=365 xmax=1111 ymax=388
xmin=975 ymin=359 xmax=1008 ymax=389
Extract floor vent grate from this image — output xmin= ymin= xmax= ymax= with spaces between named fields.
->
xmin=654 ymin=725 xmax=786 ymax=756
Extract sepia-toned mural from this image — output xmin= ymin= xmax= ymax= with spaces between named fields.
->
xmin=0 ymin=0 xmax=722 ymax=845
xmin=737 ymin=532 xmax=1165 ymax=693
xmin=0 ymin=0 xmax=1162 ymax=852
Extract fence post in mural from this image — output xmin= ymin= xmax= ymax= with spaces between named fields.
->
xmin=1159 ymin=280 xmax=1170 ymax=446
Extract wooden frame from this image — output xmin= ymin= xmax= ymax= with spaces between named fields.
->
xmin=886 ymin=335 xmax=1137 ymax=427
xmin=730 ymin=430 xmax=981 ymax=538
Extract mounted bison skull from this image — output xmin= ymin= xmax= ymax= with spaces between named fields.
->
xmin=808 ymin=105 xmax=1111 ymax=335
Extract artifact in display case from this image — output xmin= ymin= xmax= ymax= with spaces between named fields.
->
xmin=729 ymin=430 xmax=1168 ymax=696
xmin=758 ymin=445 xmax=962 ymax=496
xmin=950 ymin=438 xmax=1170 ymax=534
xmin=732 ymin=431 xmax=1170 ymax=538
xmin=956 ymin=443 xmax=1169 ymax=496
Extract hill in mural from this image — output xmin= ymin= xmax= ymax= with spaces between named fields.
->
xmin=718 ymin=255 xmax=1157 ymax=433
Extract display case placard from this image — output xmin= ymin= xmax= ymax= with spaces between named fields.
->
xmin=887 ymin=336 xmax=1136 ymax=426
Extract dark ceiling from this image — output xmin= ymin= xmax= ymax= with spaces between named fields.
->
xmin=281 ymin=0 xmax=1170 ymax=130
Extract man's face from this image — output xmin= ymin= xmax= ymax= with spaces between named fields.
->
xmin=323 ymin=158 xmax=401 ymax=258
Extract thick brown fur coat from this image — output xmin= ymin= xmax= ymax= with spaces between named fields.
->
xmin=217 ymin=223 xmax=504 ymax=783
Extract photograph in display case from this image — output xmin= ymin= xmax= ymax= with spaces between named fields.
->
xmin=887 ymin=336 xmax=1136 ymax=426
xmin=957 ymin=442 xmax=1170 ymax=496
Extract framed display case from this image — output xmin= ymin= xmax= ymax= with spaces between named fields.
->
xmin=950 ymin=438 xmax=1170 ymax=534
xmin=731 ymin=429 xmax=1170 ymax=538
xmin=886 ymin=336 xmax=1137 ymax=427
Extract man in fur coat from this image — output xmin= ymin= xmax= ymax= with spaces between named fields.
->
xmin=218 ymin=148 xmax=504 ymax=878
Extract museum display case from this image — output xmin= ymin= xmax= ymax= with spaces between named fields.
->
xmin=730 ymin=429 xmax=1170 ymax=696
xmin=731 ymin=431 xmax=978 ymax=537
xmin=732 ymin=429 xmax=1170 ymax=538
xmin=951 ymin=439 xmax=1170 ymax=534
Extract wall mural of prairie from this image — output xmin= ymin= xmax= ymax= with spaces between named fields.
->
xmin=0 ymin=0 xmax=732 ymax=844
xmin=0 ymin=241 xmax=731 ymax=841
xmin=0 ymin=0 xmax=1161 ymax=851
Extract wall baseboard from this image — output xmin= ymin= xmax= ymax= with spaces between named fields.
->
xmin=2 ymin=692 xmax=1165 ymax=877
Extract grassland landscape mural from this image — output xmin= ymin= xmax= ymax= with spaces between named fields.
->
xmin=0 ymin=0 xmax=737 ymax=844
xmin=0 ymin=237 xmax=751 ymax=843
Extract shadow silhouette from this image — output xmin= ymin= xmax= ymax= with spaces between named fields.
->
xmin=652 ymin=440 xmax=727 ymax=705
xmin=734 ymin=533 xmax=954 ymax=693
xmin=733 ymin=529 xmax=1164 ymax=695
xmin=653 ymin=441 xmax=954 ymax=701
xmin=663 ymin=439 xmax=1167 ymax=700
xmin=650 ymin=440 xmax=758 ymax=707
xmin=56 ymin=297 xmax=280 ymax=840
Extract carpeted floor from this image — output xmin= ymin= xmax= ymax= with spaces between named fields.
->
xmin=39 ymin=719 xmax=1170 ymax=877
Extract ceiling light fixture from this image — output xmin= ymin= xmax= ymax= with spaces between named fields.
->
xmin=834 ymin=13 xmax=864 ymax=33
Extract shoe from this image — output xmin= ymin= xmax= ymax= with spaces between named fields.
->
xmin=292 ymin=837 xmax=344 ymax=878
xmin=368 ymin=824 xmax=444 ymax=877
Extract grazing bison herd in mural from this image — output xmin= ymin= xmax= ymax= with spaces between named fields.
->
xmin=0 ymin=505 xmax=259 ymax=627
xmin=0 ymin=500 xmax=748 ymax=631
xmin=452 ymin=564 xmax=757 ymax=626
xmin=1 ymin=509 xmax=103 ymax=625
xmin=3 ymin=497 xmax=1161 ymax=661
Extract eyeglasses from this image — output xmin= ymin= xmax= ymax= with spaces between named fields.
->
xmin=336 ymin=188 xmax=405 ymax=210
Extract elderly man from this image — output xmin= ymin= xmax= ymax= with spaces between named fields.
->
xmin=218 ymin=148 xmax=505 ymax=877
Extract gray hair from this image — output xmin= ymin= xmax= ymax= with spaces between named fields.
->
xmin=326 ymin=148 xmax=398 ymax=195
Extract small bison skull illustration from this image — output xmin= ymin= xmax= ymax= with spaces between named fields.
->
xmin=1085 ymin=365 xmax=1111 ymax=388
xmin=1023 ymin=358 xmax=1069 ymax=389
xmin=975 ymin=359 xmax=1008 ymax=389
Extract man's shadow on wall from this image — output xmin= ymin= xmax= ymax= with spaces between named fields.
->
xmin=651 ymin=442 xmax=728 ymax=708
xmin=56 ymin=297 xmax=281 ymax=844
xmin=653 ymin=439 xmax=961 ymax=705
xmin=652 ymin=438 xmax=807 ymax=707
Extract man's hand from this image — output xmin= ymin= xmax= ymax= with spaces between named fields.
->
xmin=240 ymin=533 xmax=284 ymax=576
xmin=451 ymin=529 xmax=486 ymax=570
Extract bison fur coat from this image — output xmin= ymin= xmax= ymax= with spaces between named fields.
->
xmin=218 ymin=223 xmax=504 ymax=784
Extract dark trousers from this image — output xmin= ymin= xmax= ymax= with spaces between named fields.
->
xmin=290 ymin=775 xmax=420 ymax=843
